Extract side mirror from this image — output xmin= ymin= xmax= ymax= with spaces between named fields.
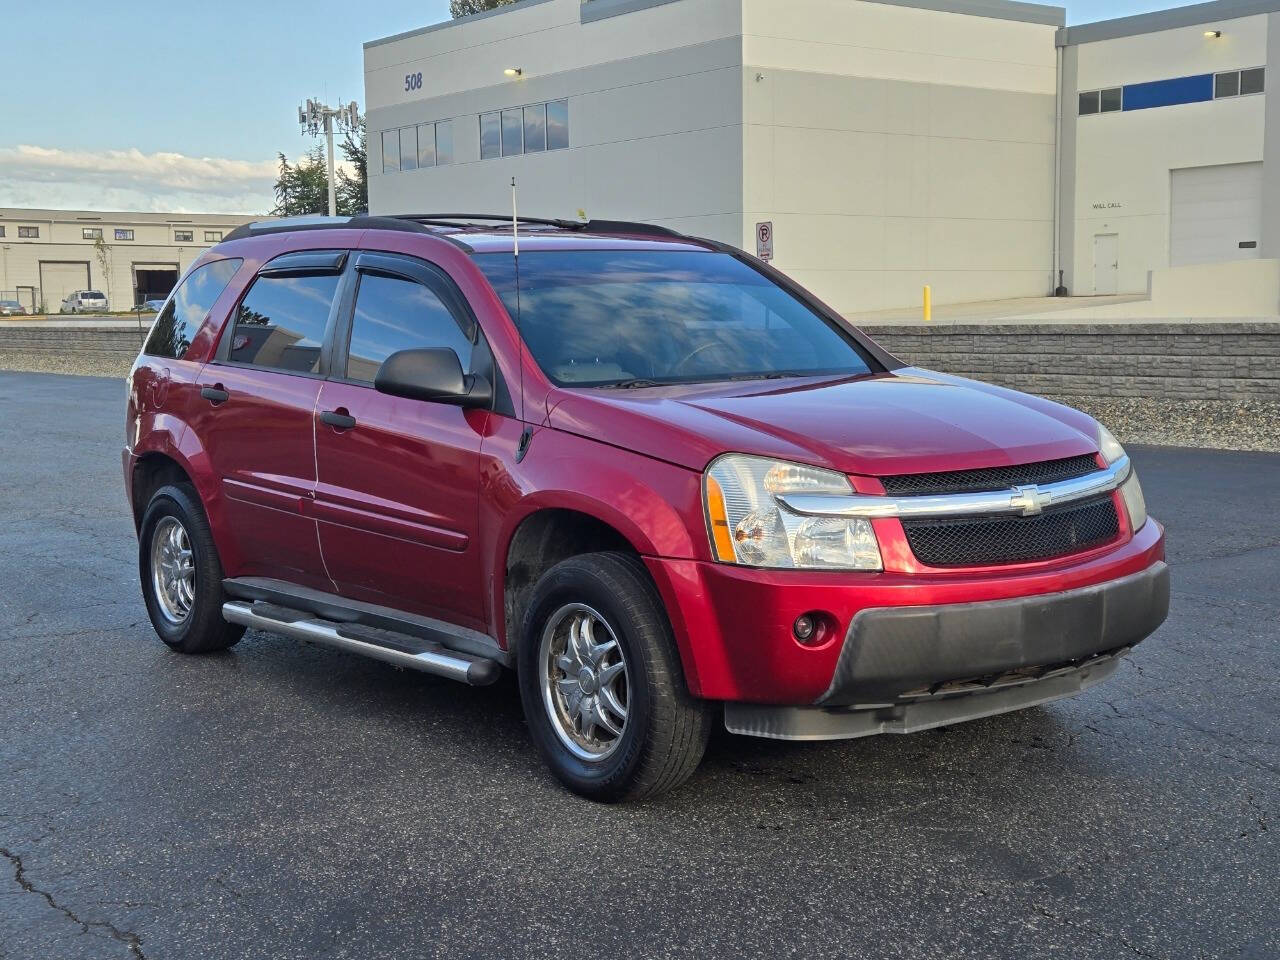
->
xmin=374 ymin=348 xmax=492 ymax=409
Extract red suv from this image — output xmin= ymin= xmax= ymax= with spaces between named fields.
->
xmin=124 ymin=215 xmax=1168 ymax=801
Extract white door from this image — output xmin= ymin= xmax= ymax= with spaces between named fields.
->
xmin=38 ymin=261 xmax=90 ymax=313
xmin=1170 ymin=162 xmax=1263 ymax=266
xmin=1093 ymin=234 xmax=1119 ymax=295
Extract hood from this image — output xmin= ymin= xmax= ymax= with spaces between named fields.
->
xmin=547 ymin=368 xmax=1101 ymax=477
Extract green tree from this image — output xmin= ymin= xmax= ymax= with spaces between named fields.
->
xmin=337 ymin=120 xmax=368 ymax=215
xmin=273 ymin=128 xmax=368 ymax=218
xmin=451 ymin=0 xmax=517 ymax=17
xmin=272 ymin=147 xmax=330 ymax=217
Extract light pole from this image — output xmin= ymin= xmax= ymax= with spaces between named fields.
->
xmin=297 ymin=99 xmax=361 ymax=217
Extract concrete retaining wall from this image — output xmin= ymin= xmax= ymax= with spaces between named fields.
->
xmin=861 ymin=322 xmax=1279 ymax=401
xmin=0 ymin=325 xmax=145 ymax=360
xmin=2 ymin=322 xmax=1277 ymax=403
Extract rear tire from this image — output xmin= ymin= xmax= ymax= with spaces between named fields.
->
xmin=518 ymin=552 xmax=712 ymax=802
xmin=138 ymin=483 xmax=243 ymax=654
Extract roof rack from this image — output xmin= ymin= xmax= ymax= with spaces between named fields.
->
xmin=222 ymin=215 xmax=433 ymax=244
xmin=389 ymin=214 xmax=686 ymax=239
xmin=221 ymin=213 xmax=688 ymax=245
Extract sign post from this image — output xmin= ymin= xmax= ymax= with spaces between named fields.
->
xmin=755 ymin=221 xmax=774 ymax=261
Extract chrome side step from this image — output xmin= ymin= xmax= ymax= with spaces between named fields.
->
xmin=221 ymin=600 xmax=501 ymax=686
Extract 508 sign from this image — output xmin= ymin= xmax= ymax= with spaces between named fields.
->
xmin=404 ymin=72 xmax=423 ymax=92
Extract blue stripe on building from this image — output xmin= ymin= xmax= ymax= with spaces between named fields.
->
xmin=1122 ymin=74 xmax=1214 ymax=110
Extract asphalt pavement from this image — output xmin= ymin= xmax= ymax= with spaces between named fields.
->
xmin=0 ymin=370 xmax=1276 ymax=960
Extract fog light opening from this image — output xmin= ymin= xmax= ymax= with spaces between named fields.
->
xmin=793 ymin=614 xmax=816 ymax=642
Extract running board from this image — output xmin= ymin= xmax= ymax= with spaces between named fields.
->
xmin=221 ymin=600 xmax=501 ymax=686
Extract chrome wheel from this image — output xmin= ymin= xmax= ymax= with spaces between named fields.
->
xmin=150 ymin=516 xmax=195 ymax=624
xmin=539 ymin=603 xmax=630 ymax=762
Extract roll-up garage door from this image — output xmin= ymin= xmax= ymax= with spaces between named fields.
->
xmin=38 ymin=261 xmax=91 ymax=312
xmin=1170 ymin=162 xmax=1263 ymax=267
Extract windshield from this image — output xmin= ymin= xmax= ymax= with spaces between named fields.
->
xmin=474 ymin=250 xmax=873 ymax=387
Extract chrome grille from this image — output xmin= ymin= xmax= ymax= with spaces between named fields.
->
xmin=902 ymin=495 xmax=1120 ymax=567
xmin=881 ymin=454 xmax=1100 ymax=497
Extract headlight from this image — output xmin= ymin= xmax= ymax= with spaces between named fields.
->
xmin=1097 ymin=423 xmax=1147 ymax=531
xmin=703 ymin=455 xmax=882 ymax=570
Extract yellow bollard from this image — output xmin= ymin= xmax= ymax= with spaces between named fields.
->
xmin=923 ymin=284 xmax=932 ymax=323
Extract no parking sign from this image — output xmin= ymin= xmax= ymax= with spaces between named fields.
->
xmin=756 ymin=221 xmax=774 ymax=261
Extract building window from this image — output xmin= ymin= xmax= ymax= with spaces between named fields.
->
xmin=0 ymin=227 xmax=5 ymax=238
xmin=1217 ymin=67 xmax=1265 ymax=98
xmin=382 ymin=128 xmax=401 ymax=173
xmin=436 ymin=120 xmax=454 ymax=165
xmin=83 ymin=227 xmax=103 ymax=240
xmin=480 ymin=99 xmax=568 ymax=160
xmin=480 ymin=112 xmax=501 ymax=160
xmin=547 ymin=99 xmax=569 ymax=149
xmin=1079 ymin=88 xmax=1121 ymax=115
xmin=115 ymin=228 xmax=135 ymax=241
xmin=174 ymin=230 xmax=194 ymax=243
xmin=18 ymin=226 xmax=39 ymax=238
xmin=523 ymin=103 xmax=546 ymax=153
xmin=417 ymin=122 xmax=436 ymax=167
xmin=205 ymin=231 xmax=223 ymax=243
xmin=381 ymin=120 xmax=455 ymax=173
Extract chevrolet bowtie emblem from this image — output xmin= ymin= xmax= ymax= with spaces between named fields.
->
xmin=1010 ymin=484 xmax=1053 ymax=517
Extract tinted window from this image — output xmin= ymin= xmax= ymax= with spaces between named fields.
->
xmin=144 ymin=258 xmax=242 ymax=360
xmin=523 ymin=104 xmax=546 ymax=153
xmin=1215 ymin=71 xmax=1240 ymax=98
xmin=1078 ymin=91 xmax=1100 ymax=115
xmin=475 ymin=250 xmax=872 ymax=387
xmin=400 ymin=126 xmax=418 ymax=171
xmin=345 ymin=273 xmax=474 ymax=382
xmin=1100 ymin=87 xmax=1122 ymax=112
xmin=480 ymin=113 xmax=501 ymax=160
xmin=1241 ymin=67 xmax=1265 ymax=95
xmin=228 ymin=273 xmax=340 ymax=374
xmin=547 ymin=99 xmax=569 ymax=149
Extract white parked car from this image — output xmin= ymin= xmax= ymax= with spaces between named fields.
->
xmin=60 ymin=290 xmax=109 ymax=314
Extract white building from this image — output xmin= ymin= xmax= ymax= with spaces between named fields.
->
xmin=1058 ymin=2 xmax=1273 ymax=297
xmin=365 ymin=0 xmax=1276 ymax=312
xmin=0 ymin=208 xmax=253 ymax=314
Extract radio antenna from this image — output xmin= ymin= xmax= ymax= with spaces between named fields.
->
xmin=512 ymin=177 xmax=532 ymax=460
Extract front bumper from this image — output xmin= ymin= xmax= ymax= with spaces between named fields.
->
xmin=722 ymin=560 xmax=1167 ymax=740
xmin=818 ymin=559 xmax=1168 ymax=706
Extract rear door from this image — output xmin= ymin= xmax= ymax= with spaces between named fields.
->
xmin=193 ymin=250 xmax=348 ymax=589
xmin=312 ymin=251 xmax=491 ymax=628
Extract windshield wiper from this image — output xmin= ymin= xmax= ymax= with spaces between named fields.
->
xmin=597 ymin=378 xmax=664 ymax=390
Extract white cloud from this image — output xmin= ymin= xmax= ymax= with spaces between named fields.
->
xmin=0 ymin=145 xmax=280 ymax=214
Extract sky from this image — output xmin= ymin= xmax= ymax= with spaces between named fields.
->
xmin=3 ymin=0 xmax=1201 ymax=215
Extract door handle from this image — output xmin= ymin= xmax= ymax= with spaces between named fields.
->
xmin=320 ymin=409 xmax=357 ymax=430
xmin=201 ymin=385 xmax=229 ymax=405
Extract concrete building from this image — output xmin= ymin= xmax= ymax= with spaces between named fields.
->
xmin=0 ymin=208 xmax=253 ymax=314
xmin=364 ymin=0 xmax=1276 ymax=314
xmin=365 ymin=0 xmax=1065 ymax=314
xmin=1058 ymin=1 xmax=1274 ymax=298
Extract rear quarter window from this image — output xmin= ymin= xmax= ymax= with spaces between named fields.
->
xmin=144 ymin=259 xmax=242 ymax=360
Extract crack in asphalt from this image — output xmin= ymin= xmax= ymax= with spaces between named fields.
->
xmin=1034 ymin=905 xmax=1173 ymax=960
xmin=0 ymin=846 xmax=147 ymax=959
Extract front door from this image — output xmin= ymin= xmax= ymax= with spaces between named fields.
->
xmin=313 ymin=252 xmax=490 ymax=629
xmin=194 ymin=251 xmax=347 ymax=589
xmin=1093 ymin=233 xmax=1119 ymax=295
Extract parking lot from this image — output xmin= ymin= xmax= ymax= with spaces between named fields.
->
xmin=0 ymin=369 xmax=1276 ymax=960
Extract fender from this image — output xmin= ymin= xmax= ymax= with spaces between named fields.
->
xmin=478 ymin=419 xmax=710 ymax=671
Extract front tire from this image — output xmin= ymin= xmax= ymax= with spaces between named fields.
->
xmin=518 ymin=552 xmax=712 ymax=802
xmin=138 ymin=483 xmax=243 ymax=654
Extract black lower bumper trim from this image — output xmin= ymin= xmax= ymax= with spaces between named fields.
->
xmin=817 ymin=561 xmax=1169 ymax=706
